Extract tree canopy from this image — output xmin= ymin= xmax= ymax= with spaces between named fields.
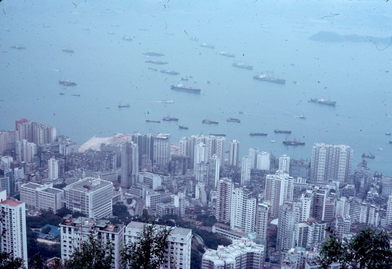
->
xmin=320 ymin=227 xmax=392 ymax=269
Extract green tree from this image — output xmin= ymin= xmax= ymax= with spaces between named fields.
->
xmin=63 ymin=235 xmax=113 ymax=269
xmin=320 ymin=227 xmax=392 ymax=269
xmin=121 ymin=223 xmax=172 ymax=269
xmin=0 ymin=252 xmax=24 ymax=269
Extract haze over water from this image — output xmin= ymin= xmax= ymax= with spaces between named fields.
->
xmin=1 ymin=0 xmax=391 ymax=174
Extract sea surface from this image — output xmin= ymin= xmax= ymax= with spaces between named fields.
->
xmin=1 ymin=0 xmax=391 ymax=174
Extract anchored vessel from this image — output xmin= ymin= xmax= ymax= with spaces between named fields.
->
xmin=145 ymin=60 xmax=168 ymax=65
xmin=146 ymin=120 xmax=161 ymax=123
xmin=143 ymin=52 xmax=164 ymax=57
xmin=283 ymin=140 xmax=305 ymax=146
xmin=232 ymin=62 xmax=253 ymax=70
xmin=202 ymin=119 xmax=219 ymax=125
xmin=160 ymin=70 xmax=179 ymax=75
xmin=274 ymin=130 xmax=292 ymax=134
xmin=171 ymin=84 xmax=201 ymax=94
xmin=118 ymin=104 xmax=130 ymax=109
xmin=179 ymin=125 xmax=189 ymax=130
xmin=59 ymin=80 xmax=77 ymax=87
xmin=227 ymin=118 xmax=241 ymax=123
xmin=309 ymin=98 xmax=336 ymax=107
xmin=162 ymin=116 xmax=179 ymax=122
xmin=219 ymin=51 xmax=235 ymax=58
xmin=253 ymin=73 xmax=286 ymax=85
xmin=209 ymin=133 xmax=226 ymax=137
xmin=249 ymin=133 xmax=268 ymax=136
xmin=361 ymin=153 xmax=375 ymax=159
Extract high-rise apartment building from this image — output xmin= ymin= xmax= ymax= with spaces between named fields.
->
xmin=0 ymin=193 xmax=28 ymax=268
xmin=48 ymin=157 xmax=59 ymax=180
xmin=386 ymin=195 xmax=392 ymax=226
xmin=15 ymin=118 xmax=56 ymax=145
xmin=153 ymin=134 xmax=170 ymax=173
xmin=125 ymin=222 xmax=192 ymax=269
xmin=264 ymin=171 xmax=294 ymax=218
xmin=310 ymin=143 xmax=353 ymax=184
xmin=255 ymin=202 xmax=269 ymax=244
xmin=0 ymin=130 xmax=15 ymax=155
xmin=202 ymin=238 xmax=265 ymax=269
xmin=215 ymin=178 xmax=234 ymax=224
xmin=256 ymin=151 xmax=271 ymax=171
xmin=121 ymin=141 xmax=139 ymax=188
xmin=228 ymin=140 xmax=240 ymax=167
xmin=240 ymin=156 xmax=251 ymax=185
xmin=279 ymin=155 xmax=290 ymax=174
xmin=64 ymin=177 xmax=113 ymax=218
xmin=230 ymin=187 xmax=257 ymax=234
xmin=20 ymin=182 xmax=63 ymax=212
xmin=277 ymin=202 xmax=296 ymax=252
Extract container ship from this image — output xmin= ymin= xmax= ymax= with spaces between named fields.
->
xmin=226 ymin=118 xmax=241 ymax=123
xmin=202 ymin=119 xmax=219 ymax=125
xmin=309 ymin=98 xmax=336 ymax=107
xmin=171 ymin=84 xmax=201 ymax=94
xmin=209 ymin=133 xmax=226 ymax=137
xmin=160 ymin=70 xmax=179 ymax=75
xmin=253 ymin=73 xmax=286 ymax=85
xmin=249 ymin=133 xmax=268 ymax=136
xmin=274 ymin=130 xmax=292 ymax=134
xmin=232 ymin=62 xmax=253 ymax=70
xmin=283 ymin=140 xmax=305 ymax=146
xmin=162 ymin=116 xmax=179 ymax=122
xmin=59 ymin=80 xmax=77 ymax=87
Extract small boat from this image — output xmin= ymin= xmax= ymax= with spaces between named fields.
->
xmin=145 ymin=60 xmax=168 ymax=65
xmin=309 ymin=98 xmax=336 ymax=107
xmin=179 ymin=125 xmax=188 ymax=130
xmin=232 ymin=62 xmax=253 ymax=70
xmin=209 ymin=133 xmax=226 ymax=137
xmin=202 ymin=119 xmax=219 ymax=125
xmin=249 ymin=133 xmax=268 ymax=136
xmin=390 ymin=141 xmax=392 ymax=144
xmin=274 ymin=130 xmax=292 ymax=134
xmin=361 ymin=153 xmax=375 ymax=159
xmin=71 ymin=94 xmax=81 ymax=97
xmin=59 ymin=80 xmax=77 ymax=87
xmin=143 ymin=52 xmax=164 ymax=57
xmin=62 ymin=49 xmax=74 ymax=54
xmin=200 ymin=43 xmax=215 ymax=49
xmin=160 ymin=70 xmax=179 ymax=76
xmin=219 ymin=51 xmax=235 ymax=58
xmin=162 ymin=116 xmax=179 ymax=122
xmin=270 ymin=140 xmax=276 ymax=143
xmin=226 ymin=118 xmax=241 ymax=123
xmin=296 ymin=115 xmax=306 ymax=120
xmin=146 ymin=120 xmax=161 ymax=123
xmin=148 ymin=67 xmax=158 ymax=72
xmin=118 ymin=104 xmax=130 ymax=109
xmin=154 ymin=100 xmax=174 ymax=104
xmin=385 ymin=132 xmax=391 ymax=136
xmin=10 ymin=45 xmax=26 ymax=50
xmin=283 ymin=140 xmax=305 ymax=146
xmin=59 ymin=92 xmax=65 ymax=96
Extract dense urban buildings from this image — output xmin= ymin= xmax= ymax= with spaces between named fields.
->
xmin=0 ymin=118 xmax=391 ymax=268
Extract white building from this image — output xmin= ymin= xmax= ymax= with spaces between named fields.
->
xmin=230 ymin=187 xmax=257 ymax=234
xmin=64 ymin=177 xmax=113 ymax=218
xmin=125 ymin=222 xmax=192 ymax=269
xmin=310 ymin=143 xmax=353 ymax=184
xmin=48 ymin=157 xmax=59 ymax=180
xmin=138 ymin=172 xmax=162 ymax=190
xmin=264 ymin=171 xmax=294 ymax=218
xmin=256 ymin=151 xmax=270 ymax=171
xmin=20 ymin=182 xmax=63 ymax=212
xmin=60 ymin=217 xmax=124 ymax=269
xmin=202 ymin=238 xmax=265 ymax=269
xmin=153 ymin=134 xmax=170 ymax=173
xmin=386 ymin=195 xmax=392 ymax=226
xmin=216 ymin=178 xmax=234 ymax=224
xmin=0 ymin=193 xmax=28 ymax=268
xmin=277 ymin=202 xmax=296 ymax=252
xmin=256 ymin=202 xmax=269 ymax=244
xmin=279 ymin=155 xmax=290 ymax=174
xmin=240 ymin=156 xmax=251 ymax=186
xmin=228 ymin=140 xmax=240 ymax=167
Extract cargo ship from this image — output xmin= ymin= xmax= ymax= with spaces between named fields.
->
xmin=160 ymin=70 xmax=179 ymax=75
xmin=309 ymin=98 xmax=336 ymax=107
xmin=62 ymin=49 xmax=74 ymax=54
xmin=162 ymin=116 xmax=179 ymax=122
xmin=171 ymin=84 xmax=201 ymax=94
xmin=202 ymin=119 xmax=219 ymax=125
xmin=361 ymin=153 xmax=375 ymax=159
xmin=253 ymin=73 xmax=286 ymax=85
xmin=146 ymin=120 xmax=161 ymax=123
xmin=143 ymin=52 xmax=164 ymax=57
xmin=249 ymin=133 xmax=268 ymax=136
xmin=145 ymin=60 xmax=168 ymax=65
xmin=219 ymin=51 xmax=235 ymax=58
xmin=227 ymin=118 xmax=241 ymax=123
xmin=59 ymin=80 xmax=77 ymax=87
xmin=179 ymin=125 xmax=188 ymax=130
xmin=283 ymin=140 xmax=305 ymax=146
xmin=209 ymin=133 xmax=226 ymax=137
xmin=274 ymin=130 xmax=292 ymax=134
xmin=232 ymin=62 xmax=253 ymax=70
xmin=118 ymin=104 xmax=130 ymax=109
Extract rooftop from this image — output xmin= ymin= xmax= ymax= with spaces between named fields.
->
xmin=64 ymin=177 xmax=112 ymax=192
xmin=61 ymin=216 xmax=123 ymax=233
xmin=126 ymin=221 xmax=191 ymax=237
xmin=1 ymin=199 xmax=22 ymax=207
